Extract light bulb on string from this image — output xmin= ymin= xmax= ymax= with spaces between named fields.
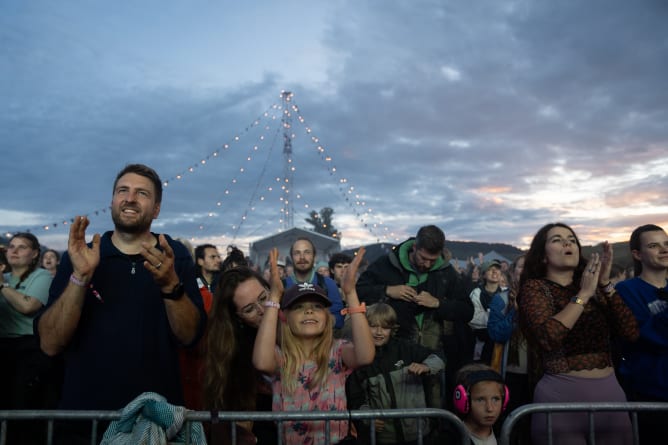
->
xmin=20 ymin=96 xmax=389 ymax=241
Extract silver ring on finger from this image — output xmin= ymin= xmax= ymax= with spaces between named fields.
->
xmin=155 ymin=262 xmax=162 ymax=269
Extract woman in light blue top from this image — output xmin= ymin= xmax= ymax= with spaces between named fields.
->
xmin=0 ymin=233 xmax=55 ymax=443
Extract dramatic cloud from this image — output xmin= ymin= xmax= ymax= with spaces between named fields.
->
xmin=1 ymin=0 xmax=667 ymax=253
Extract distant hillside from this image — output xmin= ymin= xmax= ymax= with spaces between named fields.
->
xmin=0 ymin=234 xmax=633 ymax=270
xmin=342 ymin=240 xmax=525 ymax=266
xmin=343 ymin=240 xmax=633 ymax=270
xmin=445 ymin=240 xmax=524 ymax=262
xmin=448 ymin=240 xmax=632 ymax=269
xmin=582 ymin=241 xmax=633 ymax=270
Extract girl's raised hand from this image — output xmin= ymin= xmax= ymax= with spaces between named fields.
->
xmin=342 ymin=246 xmax=365 ymax=295
xmin=268 ymin=247 xmax=284 ymax=301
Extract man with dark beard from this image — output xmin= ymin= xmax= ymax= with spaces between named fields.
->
xmin=36 ymin=164 xmax=206 ymax=444
xmin=283 ymin=237 xmax=345 ymax=329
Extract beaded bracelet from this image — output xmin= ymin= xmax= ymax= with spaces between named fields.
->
xmin=341 ymin=302 xmax=366 ymax=315
xmin=263 ymin=300 xmax=281 ymax=309
xmin=69 ymin=273 xmax=88 ymax=287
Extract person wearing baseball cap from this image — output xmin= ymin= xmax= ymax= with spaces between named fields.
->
xmin=480 ymin=259 xmax=502 ymax=276
xmin=284 ymin=237 xmax=345 ymax=329
xmin=469 ymin=259 xmax=507 ymax=364
xmin=253 ymin=247 xmax=374 ymax=444
xmin=280 ymin=282 xmax=332 ymax=310
xmin=276 ymin=258 xmax=286 ymax=280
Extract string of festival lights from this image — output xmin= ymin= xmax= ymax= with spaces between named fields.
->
xmin=205 ymin=93 xmax=390 ymax=244
xmin=288 ymin=97 xmax=389 ymax=240
xmin=193 ymin=106 xmax=286 ymax=241
xmin=3 ymin=92 xmax=394 ymax=244
xmin=1 ymin=103 xmax=279 ymax=239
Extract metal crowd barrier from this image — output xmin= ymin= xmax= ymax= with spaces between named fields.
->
xmin=0 ymin=407 xmax=470 ymax=445
xmin=498 ymin=402 xmax=668 ymax=445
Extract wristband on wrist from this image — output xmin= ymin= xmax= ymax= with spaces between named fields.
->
xmin=161 ymin=282 xmax=184 ymax=301
xmin=69 ymin=274 xmax=88 ymax=287
xmin=598 ymin=281 xmax=615 ymax=294
xmin=341 ymin=302 xmax=367 ymax=315
xmin=264 ymin=300 xmax=281 ymax=309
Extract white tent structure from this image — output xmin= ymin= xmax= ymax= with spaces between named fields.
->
xmin=248 ymin=227 xmax=341 ymax=270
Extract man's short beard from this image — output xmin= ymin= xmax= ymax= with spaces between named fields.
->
xmin=112 ymin=212 xmax=152 ymax=234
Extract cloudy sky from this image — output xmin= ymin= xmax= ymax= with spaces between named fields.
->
xmin=2 ymin=0 xmax=667 ymax=254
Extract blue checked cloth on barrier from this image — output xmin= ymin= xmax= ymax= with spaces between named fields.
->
xmin=101 ymin=392 xmax=207 ymax=445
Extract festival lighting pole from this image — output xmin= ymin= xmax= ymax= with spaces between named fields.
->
xmin=281 ymin=91 xmax=294 ymax=229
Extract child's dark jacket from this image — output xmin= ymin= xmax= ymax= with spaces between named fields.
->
xmin=346 ymin=337 xmax=444 ymax=444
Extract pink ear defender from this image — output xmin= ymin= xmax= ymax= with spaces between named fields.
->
xmin=453 ymin=369 xmax=510 ymax=414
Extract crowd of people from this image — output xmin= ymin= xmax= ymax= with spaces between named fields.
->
xmin=1 ymin=163 xmax=667 ymax=445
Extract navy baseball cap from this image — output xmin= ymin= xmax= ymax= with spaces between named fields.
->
xmin=282 ymin=283 xmax=331 ymax=309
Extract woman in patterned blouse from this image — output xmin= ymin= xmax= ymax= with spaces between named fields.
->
xmin=518 ymin=222 xmax=639 ymax=445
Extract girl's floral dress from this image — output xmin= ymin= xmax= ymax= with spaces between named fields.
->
xmin=271 ymin=339 xmax=352 ymax=445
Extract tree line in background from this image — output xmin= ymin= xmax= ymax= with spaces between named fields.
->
xmin=305 ymin=207 xmax=341 ymax=239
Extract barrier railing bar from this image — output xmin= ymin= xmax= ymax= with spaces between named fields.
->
xmin=631 ymin=411 xmax=640 ymax=445
xmin=498 ymin=402 xmax=668 ymax=445
xmin=46 ymin=419 xmax=54 ymax=445
xmin=0 ymin=408 xmax=469 ymax=445
xmin=587 ymin=411 xmax=595 ymax=445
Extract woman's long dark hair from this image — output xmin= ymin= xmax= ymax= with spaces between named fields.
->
xmin=203 ymin=266 xmax=269 ymax=411
xmin=518 ymin=222 xmax=587 ymax=292
xmin=517 ymin=223 xmax=587 ymax=396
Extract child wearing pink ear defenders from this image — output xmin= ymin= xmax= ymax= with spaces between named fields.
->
xmin=453 ymin=363 xmax=509 ymax=445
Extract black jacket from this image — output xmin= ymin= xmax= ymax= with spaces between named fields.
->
xmin=346 ymin=338 xmax=444 ymax=444
xmin=356 ymin=238 xmax=473 ymax=342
